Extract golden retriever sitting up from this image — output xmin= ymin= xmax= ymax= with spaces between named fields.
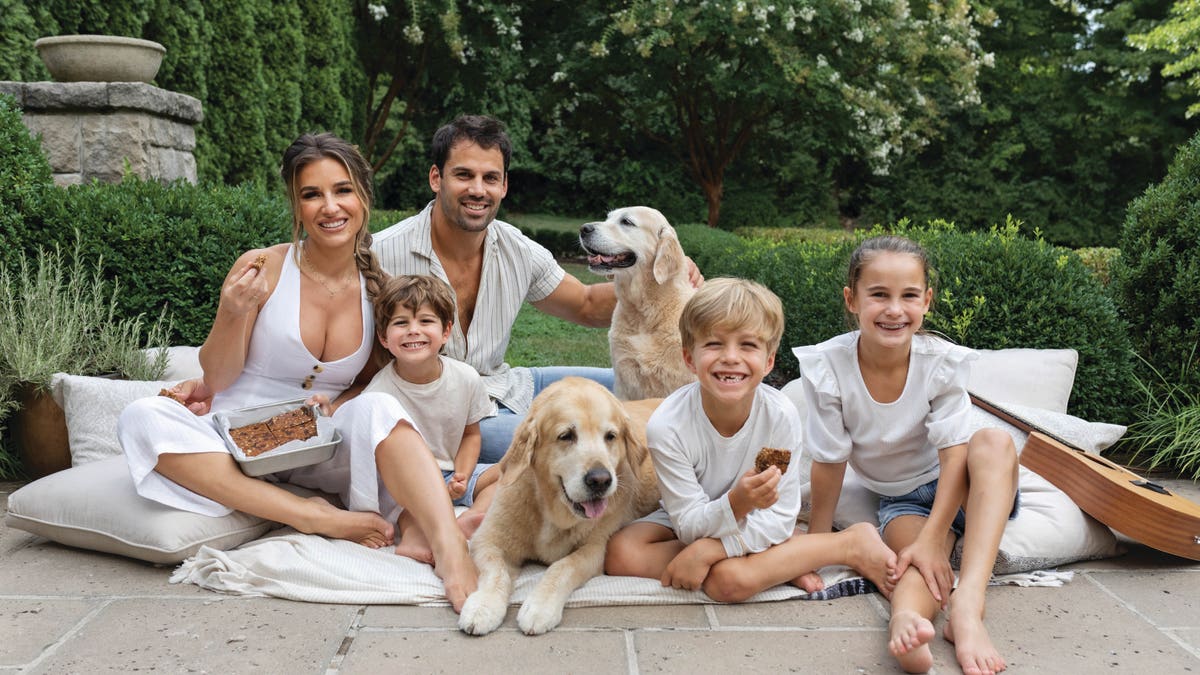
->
xmin=580 ymin=206 xmax=697 ymax=400
xmin=458 ymin=378 xmax=660 ymax=636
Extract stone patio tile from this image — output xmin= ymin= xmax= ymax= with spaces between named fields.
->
xmin=1 ymin=599 xmax=95 ymax=668
xmin=1156 ymin=477 xmax=1200 ymax=502
xmin=362 ymin=604 xmax=461 ymax=629
xmin=633 ymin=629 xmax=895 ymax=673
xmin=0 ymin=481 xmax=20 ymax=508
xmin=1085 ymin=570 xmax=1200 ymax=628
xmin=556 ymin=604 xmax=711 ymax=629
xmin=982 ymin=581 xmax=1198 ymax=671
xmin=364 ymin=602 xmax=711 ymax=633
xmin=342 ymin=628 xmax=629 ymax=674
xmin=712 ymin=594 xmax=886 ymax=628
xmin=1170 ymin=628 xmax=1200 ymax=655
xmin=0 ymin=538 xmax=195 ymax=596
xmin=31 ymin=597 xmax=357 ymax=674
xmin=1064 ymin=542 xmax=1200 ymax=572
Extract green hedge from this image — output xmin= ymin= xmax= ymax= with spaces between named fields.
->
xmin=7 ymin=178 xmax=290 ymax=346
xmin=678 ymin=220 xmax=1134 ymax=423
xmin=518 ymin=227 xmax=584 ymax=260
xmin=0 ymin=94 xmax=53 ymax=274
xmin=1111 ymin=130 xmax=1200 ymax=397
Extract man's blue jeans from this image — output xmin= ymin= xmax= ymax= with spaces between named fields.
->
xmin=477 ymin=366 xmax=614 ymax=464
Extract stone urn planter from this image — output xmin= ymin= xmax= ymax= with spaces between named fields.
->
xmin=12 ymin=384 xmax=72 ymax=479
xmin=34 ymin=35 xmax=165 ymax=83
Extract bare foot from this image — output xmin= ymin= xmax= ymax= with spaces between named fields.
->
xmin=788 ymin=570 xmax=825 ymax=593
xmin=431 ymin=535 xmax=477 ymax=613
xmin=305 ymin=497 xmax=393 ymax=548
xmin=945 ymin=602 xmax=1006 ymax=675
xmin=394 ymin=539 xmax=435 ymax=564
xmin=844 ymin=521 xmax=899 ymax=598
xmin=394 ymin=513 xmax=435 ymax=565
xmin=457 ymin=510 xmax=487 ymax=540
xmin=889 ymin=608 xmax=936 ymax=673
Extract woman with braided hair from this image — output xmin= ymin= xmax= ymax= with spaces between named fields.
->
xmin=118 ymin=133 xmax=477 ymax=611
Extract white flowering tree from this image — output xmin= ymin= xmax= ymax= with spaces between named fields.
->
xmin=1131 ymin=0 xmax=1200 ymax=118
xmin=354 ymin=0 xmax=525 ymax=171
xmin=550 ymin=0 xmax=991 ymax=226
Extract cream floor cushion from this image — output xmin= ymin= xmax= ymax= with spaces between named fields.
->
xmin=4 ymin=346 xmax=291 ymax=563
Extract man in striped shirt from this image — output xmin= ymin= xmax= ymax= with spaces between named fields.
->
xmin=373 ymin=114 xmax=699 ymax=463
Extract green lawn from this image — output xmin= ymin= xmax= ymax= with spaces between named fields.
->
xmin=505 ymin=262 xmax=612 ymax=368
xmin=503 ymin=212 xmax=593 ymax=233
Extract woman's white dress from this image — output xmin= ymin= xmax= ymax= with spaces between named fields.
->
xmin=118 ymin=245 xmax=414 ymax=520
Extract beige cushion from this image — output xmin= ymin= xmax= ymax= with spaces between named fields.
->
xmin=48 ymin=344 xmax=203 ymax=467
xmin=154 ymin=345 xmax=204 ymax=381
xmin=5 ymin=456 xmax=273 ymax=564
xmin=968 ymin=347 xmax=1078 ymax=414
xmin=13 ymin=351 xmax=321 ymax=564
xmin=51 ymin=375 xmax=176 ymax=466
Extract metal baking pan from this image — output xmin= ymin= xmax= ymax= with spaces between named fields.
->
xmin=213 ymin=398 xmax=340 ymax=477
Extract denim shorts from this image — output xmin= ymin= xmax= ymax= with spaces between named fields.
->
xmin=876 ymin=477 xmax=1020 ymax=537
xmin=443 ymin=463 xmax=494 ymax=507
xmin=477 ymin=366 xmax=615 ymax=464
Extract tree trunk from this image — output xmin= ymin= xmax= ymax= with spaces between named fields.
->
xmin=702 ymin=179 xmax=723 ymax=228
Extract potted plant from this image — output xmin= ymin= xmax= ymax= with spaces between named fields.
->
xmin=0 ymin=238 xmax=171 ymax=478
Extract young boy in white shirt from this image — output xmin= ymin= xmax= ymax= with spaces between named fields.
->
xmin=604 ymin=278 xmax=896 ymax=601
xmin=363 ymin=274 xmax=498 ymax=562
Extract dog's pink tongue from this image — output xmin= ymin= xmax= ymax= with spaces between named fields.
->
xmin=581 ymin=498 xmax=608 ymax=519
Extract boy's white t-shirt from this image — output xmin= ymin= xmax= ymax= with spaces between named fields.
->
xmin=793 ymin=331 xmax=977 ymax=497
xmin=363 ymin=355 xmax=495 ymax=471
xmin=646 ymin=382 xmax=803 ymax=558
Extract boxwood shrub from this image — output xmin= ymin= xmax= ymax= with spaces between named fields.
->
xmin=0 ymin=93 xmax=53 ymax=275
xmin=1111 ymin=131 xmax=1200 ymax=397
xmin=13 ymin=178 xmax=290 ymax=347
xmin=678 ymin=220 xmax=1134 ymax=423
xmin=518 ymin=226 xmax=584 ymax=260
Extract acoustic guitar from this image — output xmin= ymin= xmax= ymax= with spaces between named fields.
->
xmin=971 ymin=394 xmax=1200 ymax=562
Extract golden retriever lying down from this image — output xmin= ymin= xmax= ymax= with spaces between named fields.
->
xmin=580 ymin=206 xmax=696 ymax=400
xmin=458 ymin=378 xmax=661 ymax=636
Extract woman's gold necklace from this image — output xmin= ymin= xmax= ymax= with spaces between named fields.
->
xmin=300 ymin=245 xmax=354 ymax=298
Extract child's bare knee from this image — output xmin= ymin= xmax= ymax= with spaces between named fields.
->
xmin=604 ymin=536 xmax=637 ymax=576
xmin=703 ymin=567 xmax=753 ymax=603
xmin=969 ymin=429 xmax=1017 ymax=467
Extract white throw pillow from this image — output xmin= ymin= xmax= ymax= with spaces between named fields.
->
xmin=151 ymin=345 xmax=204 ymax=381
xmin=5 ymin=456 xmax=274 ymax=564
xmin=51 ymin=374 xmax=178 ymax=466
xmin=968 ymin=347 xmax=1078 ymax=414
xmin=966 ymin=400 xmax=1125 ymax=454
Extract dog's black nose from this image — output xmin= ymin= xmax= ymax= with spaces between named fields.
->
xmin=580 ymin=222 xmax=594 ymax=235
xmin=584 ymin=468 xmax=612 ymax=494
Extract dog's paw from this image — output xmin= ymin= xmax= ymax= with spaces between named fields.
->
xmin=458 ymin=591 xmax=507 ymax=636
xmin=516 ymin=599 xmax=564 ymax=635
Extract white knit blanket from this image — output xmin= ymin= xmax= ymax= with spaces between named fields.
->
xmin=169 ymin=530 xmax=1071 ymax=606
